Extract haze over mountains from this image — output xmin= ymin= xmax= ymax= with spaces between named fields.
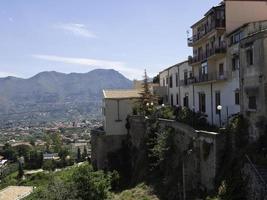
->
xmin=0 ymin=69 xmax=133 ymax=127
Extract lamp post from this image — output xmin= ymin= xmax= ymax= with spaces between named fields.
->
xmin=217 ymin=105 xmax=222 ymax=127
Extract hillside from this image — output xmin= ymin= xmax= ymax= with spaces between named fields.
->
xmin=0 ymin=69 xmax=132 ymax=127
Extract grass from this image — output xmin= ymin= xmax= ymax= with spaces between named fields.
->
xmin=112 ymin=183 xmax=159 ymax=200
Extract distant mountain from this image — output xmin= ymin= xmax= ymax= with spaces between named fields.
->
xmin=0 ymin=69 xmax=133 ymax=127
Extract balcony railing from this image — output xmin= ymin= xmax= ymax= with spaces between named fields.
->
xmin=179 ymin=78 xmax=195 ymax=86
xmin=188 ymin=43 xmax=226 ymax=65
xmin=189 ymin=71 xmax=228 ymax=84
xmin=188 ymin=19 xmax=225 ymax=46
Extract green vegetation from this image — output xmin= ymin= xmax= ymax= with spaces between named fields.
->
xmin=0 ymin=163 xmax=158 ymax=200
xmin=209 ymin=115 xmax=250 ymax=200
xmin=146 ymin=125 xmax=183 ymax=200
xmin=133 ymin=70 xmax=158 ymax=116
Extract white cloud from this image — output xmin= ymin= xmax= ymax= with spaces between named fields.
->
xmin=32 ymin=54 xmax=143 ymax=80
xmin=56 ymin=23 xmax=96 ymax=38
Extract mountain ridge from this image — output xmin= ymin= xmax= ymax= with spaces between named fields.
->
xmin=0 ymin=69 xmax=133 ymax=127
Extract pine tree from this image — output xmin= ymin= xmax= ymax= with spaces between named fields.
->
xmin=138 ymin=69 xmax=157 ymax=115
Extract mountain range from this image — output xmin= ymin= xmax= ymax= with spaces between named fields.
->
xmin=0 ymin=69 xmax=133 ymax=127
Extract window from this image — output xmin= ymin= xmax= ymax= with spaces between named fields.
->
xmin=248 ymin=96 xmax=257 ymax=110
xmin=219 ymin=63 xmax=224 ymax=76
xmin=215 ymin=92 xmax=221 ymax=114
xmin=246 ymin=48 xmax=254 ymax=66
xmin=232 ymin=56 xmax=239 ymax=71
xmin=183 ymin=94 xmax=189 ymax=108
xmin=176 ymin=73 xmax=179 ymax=87
xmin=166 ymin=77 xmax=168 ymax=85
xmin=171 ymin=94 xmax=174 ymax=106
xmin=169 ymin=75 xmax=173 ymax=88
xmin=200 ymin=62 xmax=208 ymax=81
xmin=176 ymin=93 xmax=179 ymax=105
xmin=184 ymin=71 xmax=188 ymax=85
xmin=235 ymin=90 xmax=240 ymax=105
xmin=199 ymin=93 xmax=206 ymax=113
xmin=163 ymin=78 xmax=165 ymax=86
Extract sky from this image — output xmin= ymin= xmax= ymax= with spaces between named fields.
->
xmin=0 ymin=0 xmax=221 ymax=80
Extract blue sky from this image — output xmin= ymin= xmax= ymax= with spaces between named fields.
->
xmin=0 ymin=0 xmax=220 ymax=80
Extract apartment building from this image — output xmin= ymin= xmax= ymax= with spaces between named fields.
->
xmin=186 ymin=0 xmax=267 ymax=126
xmin=227 ymin=20 xmax=267 ymax=139
xmin=187 ymin=3 xmax=239 ymax=125
xmin=159 ymin=61 xmax=194 ymax=108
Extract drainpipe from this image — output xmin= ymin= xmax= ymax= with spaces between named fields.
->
xmin=211 ymin=83 xmax=214 ymax=125
xmin=178 ymin=65 xmax=181 ymax=105
xmin=183 ymin=161 xmax=186 ymax=200
xmin=168 ymin=69 xmax=170 ymax=105
xmin=193 ymin=85 xmax=195 ymax=111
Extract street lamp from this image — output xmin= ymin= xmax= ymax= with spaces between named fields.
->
xmin=217 ymin=105 xmax=222 ymax=127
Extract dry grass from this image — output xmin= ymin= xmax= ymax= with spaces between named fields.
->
xmin=113 ymin=183 xmax=159 ymax=200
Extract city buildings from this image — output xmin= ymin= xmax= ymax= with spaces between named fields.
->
xmin=159 ymin=0 xmax=267 ymax=127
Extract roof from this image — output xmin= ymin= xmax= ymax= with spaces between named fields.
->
xmin=0 ymin=186 xmax=33 ymax=200
xmin=159 ymin=60 xmax=188 ymax=75
xmin=103 ymin=89 xmax=141 ymax=99
xmin=227 ymin=20 xmax=267 ymax=37
xmin=191 ymin=3 xmax=224 ymax=28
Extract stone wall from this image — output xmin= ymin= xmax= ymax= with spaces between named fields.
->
xmin=156 ymin=119 xmax=225 ymax=191
xmin=91 ymin=130 xmax=126 ymax=170
xmin=243 ymin=159 xmax=267 ymax=200
xmin=91 ymin=116 xmax=225 ymax=192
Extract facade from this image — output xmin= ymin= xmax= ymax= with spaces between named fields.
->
xmin=227 ymin=20 xmax=267 ymax=139
xmin=103 ymin=89 xmax=141 ymax=135
xmin=159 ymin=61 xmax=194 ymax=108
xmin=187 ymin=2 xmax=240 ymax=126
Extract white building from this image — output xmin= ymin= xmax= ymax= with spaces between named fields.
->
xmin=159 ymin=61 xmax=194 ymax=108
xmin=103 ymin=89 xmax=141 ymax=135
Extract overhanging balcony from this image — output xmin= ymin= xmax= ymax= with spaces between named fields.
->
xmin=190 ymin=71 xmax=229 ymax=84
xmin=188 ymin=19 xmax=225 ymax=47
xmin=188 ymin=43 xmax=226 ymax=65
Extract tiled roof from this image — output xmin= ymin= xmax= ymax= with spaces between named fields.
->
xmin=103 ymin=89 xmax=141 ymax=99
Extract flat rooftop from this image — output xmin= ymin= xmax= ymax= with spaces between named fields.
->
xmin=0 ymin=186 xmax=33 ymax=200
xmin=103 ymin=89 xmax=141 ymax=99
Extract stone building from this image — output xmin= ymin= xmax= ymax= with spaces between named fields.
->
xmin=227 ymin=20 xmax=267 ymax=139
xmin=103 ymin=89 xmax=141 ymax=136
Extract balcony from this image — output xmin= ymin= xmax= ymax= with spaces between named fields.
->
xmin=190 ymin=71 xmax=229 ymax=84
xmin=188 ymin=19 xmax=225 ymax=46
xmin=188 ymin=43 xmax=226 ymax=65
xmin=179 ymin=78 xmax=195 ymax=86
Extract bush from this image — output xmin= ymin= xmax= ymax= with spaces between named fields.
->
xmin=72 ymin=164 xmax=112 ymax=200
